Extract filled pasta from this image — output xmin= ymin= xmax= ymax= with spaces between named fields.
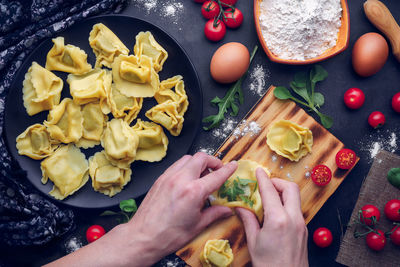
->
xmin=89 ymin=23 xmax=129 ymax=68
xmin=16 ymin=124 xmax=58 ymax=160
xmin=44 ymin=98 xmax=83 ymax=143
xmin=41 ymin=144 xmax=89 ymax=200
xmin=22 ymin=62 xmax=63 ymax=116
xmin=200 ymin=239 xmax=233 ymax=267
xmin=89 ymin=151 xmax=132 ymax=197
xmin=155 ymin=75 xmax=188 ymax=116
xmin=101 ymin=118 xmax=139 ymax=168
xmin=132 ymin=119 xmax=168 ymax=162
xmin=145 ymin=100 xmax=184 ymax=136
xmin=46 ymin=37 xmax=92 ymax=74
xmin=134 ymin=31 xmax=168 ymax=72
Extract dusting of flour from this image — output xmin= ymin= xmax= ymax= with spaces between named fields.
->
xmin=259 ymin=0 xmax=342 ymax=60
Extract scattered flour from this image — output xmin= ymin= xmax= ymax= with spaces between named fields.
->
xmin=359 ymin=129 xmax=399 ymax=162
xmin=132 ymin=0 xmax=184 ymax=28
xmin=65 ymin=236 xmax=83 ymax=254
xmin=271 ymin=155 xmax=277 ymax=162
xmin=212 ymin=118 xmax=238 ymax=140
xmin=305 ymin=171 xmax=311 ymax=178
xmin=233 ymin=120 xmax=262 ymax=139
xmin=248 ymin=64 xmax=270 ymax=97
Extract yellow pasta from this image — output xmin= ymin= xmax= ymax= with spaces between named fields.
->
xmin=145 ymin=100 xmax=184 ymax=137
xmin=200 ymin=239 xmax=233 ymax=267
xmin=41 ymin=144 xmax=89 ymax=200
xmin=22 ymin=62 xmax=63 ymax=116
xmin=46 ymin=37 xmax=92 ymax=74
xmin=155 ymin=75 xmax=188 ymax=116
xmin=134 ymin=31 xmax=168 ymax=72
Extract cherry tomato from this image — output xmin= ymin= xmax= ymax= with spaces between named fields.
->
xmin=384 ymin=199 xmax=400 ymax=222
xmin=392 ymin=92 xmax=400 ymax=113
xmin=360 ymin=204 xmax=380 ymax=226
xmin=313 ymin=227 xmax=333 ymax=248
xmin=389 ymin=225 xmax=400 ymax=246
xmin=201 ymin=1 xmax=220 ymax=20
xmin=335 ymin=148 xmax=357 ymax=170
xmin=343 ymin=88 xmax=365 ymax=109
xmin=368 ymin=111 xmax=385 ymax=128
xmin=366 ymin=230 xmax=386 ymax=251
xmin=204 ymin=19 xmax=226 ymax=42
xmin=86 ymin=225 xmax=106 ymax=243
xmin=220 ymin=0 xmax=237 ymax=7
xmin=311 ymin=165 xmax=332 ymax=186
xmin=194 ymin=0 xmax=207 ymax=3
xmin=223 ymin=8 xmax=243 ymax=28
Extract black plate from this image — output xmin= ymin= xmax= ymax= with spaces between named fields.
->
xmin=3 ymin=15 xmax=202 ymax=209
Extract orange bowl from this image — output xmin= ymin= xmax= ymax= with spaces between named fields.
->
xmin=254 ymin=0 xmax=350 ymax=65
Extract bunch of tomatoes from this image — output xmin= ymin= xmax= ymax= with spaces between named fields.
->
xmin=194 ymin=0 xmax=243 ymax=42
xmin=344 ymin=88 xmax=400 ymax=128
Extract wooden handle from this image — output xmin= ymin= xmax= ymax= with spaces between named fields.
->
xmin=364 ymin=0 xmax=400 ymax=62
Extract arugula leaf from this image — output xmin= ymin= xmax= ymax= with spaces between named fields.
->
xmin=203 ymin=45 xmax=258 ymax=131
xmin=120 ymin=199 xmax=137 ymax=213
xmin=218 ymin=177 xmax=257 ymax=207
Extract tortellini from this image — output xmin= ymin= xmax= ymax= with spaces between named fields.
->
xmin=200 ymin=240 xmax=233 ymax=267
xmin=89 ymin=151 xmax=132 ymax=197
xmin=22 ymin=62 xmax=63 ymax=116
xmin=41 ymin=144 xmax=89 ymax=200
xmin=89 ymin=23 xmax=130 ymax=68
xmin=134 ymin=31 xmax=168 ymax=72
xmin=112 ymin=54 xmax=160 ymax=98
xmin=46 ymin=37 xmax=92 ymax=74
xmin=101 ymin=118 xmax=139 ymax=168
xmin=16 ymin=124 xmax=58 ymax=160
xmin=44 ymin=98 xmax=83 ymax=143
xmin=155 ymin=75 xmax=188 ymax=115
xmin=145 ymin=101 xmax=184 ymax=137
xmin=210 ymin=160 xmax=269 ymax=223
xmin=266 ymin=120 xmax=313 ymax=162
xmin=106 ymin=84 xmax=143 ymax=124
xmin=66 ymin=68 xmax=111 ymax=109
xmin=132 ymin=119 xmax=168 ymax=162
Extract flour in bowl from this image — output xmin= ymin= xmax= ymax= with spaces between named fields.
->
xmin=259 ymin=0 xmax=342 ymax=60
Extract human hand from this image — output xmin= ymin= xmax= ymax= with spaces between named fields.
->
xmin=236 ymin=168 xmax=308 ymax=267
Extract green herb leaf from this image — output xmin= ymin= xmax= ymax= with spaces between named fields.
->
xmin=313 ymin=92 xmax=325 ymax=107
xmin=310 ymin=65 xmax=328 ymax=84
xmin=387 ymin=168 xmax=400 ymax=189
xmin=274 ymin=86 xmax=293 ymax=100
xmin=315 ymin=110 xmax=333 ymax=129
xmin=239 ymin=195 xmax=254 ymax=208
xmin=119 ymin=199 xmax=138 ymax=213
xmin=100 ymin=210 xmax=120 ymax=217
xmin=237 ymin=177 xmax=257 ymax=186
xmin=294 ymin=71 xmax=308 ymax=87
xmin=290 ymin=81 xmax=310 ymax=103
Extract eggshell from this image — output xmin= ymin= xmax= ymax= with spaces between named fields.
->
xmin=352 ymin=32 xmax=389 ymax=77
xmin=210 ymin=42 xmax=250 ymax=84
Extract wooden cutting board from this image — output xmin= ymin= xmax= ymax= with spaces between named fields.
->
xmin=177 ymin=86 xmax=359 ymax=266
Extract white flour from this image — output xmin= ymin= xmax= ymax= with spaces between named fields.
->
xmin=248 ymin=64 xmax=270 ymax=97
xmin=358 ymin=129 xmax=399 ymax=162
xmin=132 ymin=0 xmax=184 ymax=28
xmin=259 ymin=0 xmax=342 ymax=60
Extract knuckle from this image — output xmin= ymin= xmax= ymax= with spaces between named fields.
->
xmin=289 ymin=182 xmax=300 ymax=192
xmin=273 ymin=214 xmax=289 ymax=229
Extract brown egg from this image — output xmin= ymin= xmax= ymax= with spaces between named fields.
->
xmin=352 ymin=32 xmax=389 ymax=77
xmin=210 ymin=42 xmax=250 ymax=84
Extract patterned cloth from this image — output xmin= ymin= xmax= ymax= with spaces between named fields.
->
xmin=0 ymin=0 xmax=128 ymax=247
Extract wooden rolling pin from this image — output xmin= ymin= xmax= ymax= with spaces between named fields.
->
xmin=364 ymin=0 xmax=400 ymax=62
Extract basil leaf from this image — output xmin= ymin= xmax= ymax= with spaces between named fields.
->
xmin=314 ymin=92 xmax=325 ymax=107
xmin=274 ymin=86 xmax=293 ymax=100
xmin=387 ymin=168 xmax=400 ymax=189
xmin=120 ymin=199 xmax=137 ymax=213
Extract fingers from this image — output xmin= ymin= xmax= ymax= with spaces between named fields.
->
xmin=163 ymin=155 xmax=192 ymax=176
xmin=197 ymin=205 xmax=233 ymax=230
xmin=270 ymin=178 xmax=302 ymax=217
xmin=256 ymin=168 xmax=285 ymax=218
xmin=235 ymin=207 xmax=260 ymax=251
xmin=197 ymin=161 xmax=238 ymax=196
xmin=183 ymin=152 xmax=223 ymax=179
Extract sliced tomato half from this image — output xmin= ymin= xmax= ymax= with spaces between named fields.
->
xmin=311 ymin=165 xmax=332 ymax=186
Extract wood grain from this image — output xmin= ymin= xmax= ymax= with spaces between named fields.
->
xmin=177 ymin=86 xmax=358 ymax=266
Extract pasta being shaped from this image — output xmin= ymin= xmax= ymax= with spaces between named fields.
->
xmin=132 ymin=119 xmax=168 ymax=162
xmin=210 ymin=160 xmax=270 ymax=223
xmin=45 ymin=37 xmax=92 ymax=74
xmin=134 ymin=31 xmax=168 ymax=72
xmin=199 ymin=240 xmax=233 ymax=267
xmin=66 ymin=68 xmax=111 ymax=109
xmin=89 ymin=151 xmax=132 ymax=197
xmin=145 ymin=101 xmax=184 ymax=137
xmin=106 ymin=84 xmax=143 ymax=124
xmin=89 ymin=23 xmax=129 ymax=68
xmin=22 ymin=62 xmax=63 ymax=116
xmin=44 ymin=98 xmax=83 ymax=144
xmin=76 ymin=102 xmax=108 ymax=149
xmin=41 ymin=144 xmax=89 ymax=200
xmin=16 ymin=124 xmax=58 ymax=160
xmin=101 ymin=118 xmax=139 ymax=168
xmin=155 ymin=75 xmax=188 ymax=116
xmin=266 ymin=120 xmax=313 ymax=162
xmin=112 ymin=54 xmax=159 ymax=98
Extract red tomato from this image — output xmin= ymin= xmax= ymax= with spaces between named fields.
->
xmin=392 ymin=92 xmax=400 ymax=113
xmin=86 ymin=225 xmax=106 ymax=243
xmin=204 ymin=19 xmax=226 ymax=42
xmin=311 ymin=165 xmax=332 ymax=186
xmin=335 ymin=148 xmax=357 ymax=170
xmin=343 ymin=88 xmax=365 ymax=109
xmin=368 ymin=111 xmax=385 ymax=128
xmin=223 ymin=8 xmax=243 ymax=28
xmin=313 ymin=227 xmax=333 ymax=248
xmin=366 ymin=230 xmax=386 ymax=251
xmin=360 ymin=204 xmax=380 ymax=226
xmin=220 ymin=0 xmax=237 ymax=7
xmin=384 ymin=199 xmax=400 ymax=222
xmin=201 ymin=1 xmax=220 ymax=20
xmin=389 ymin=225 xmax=400 ymax=246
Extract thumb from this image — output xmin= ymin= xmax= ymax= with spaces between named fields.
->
xmin=197 ymin=206 xmax=233 ymax=231
xmin=236 ymin=207 xmax=260 ymax=251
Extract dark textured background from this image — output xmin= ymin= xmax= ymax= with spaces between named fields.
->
xmin=2 ymin=0 xmax=400 ymax=266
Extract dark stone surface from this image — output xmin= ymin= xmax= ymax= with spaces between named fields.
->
xmin=2 ymin=0 xmax=400 ymax=266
